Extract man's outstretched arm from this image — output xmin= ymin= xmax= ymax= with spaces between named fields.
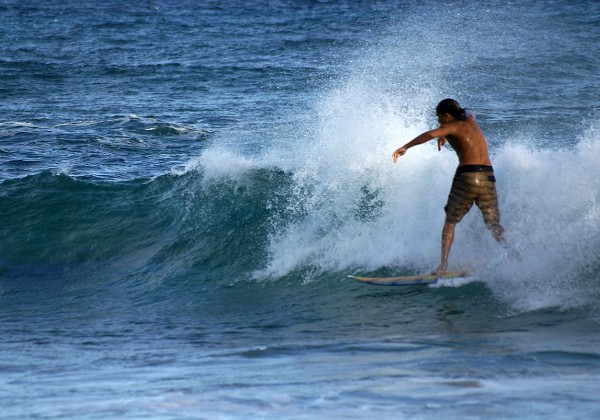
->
xmin=392 ymin=126 xmax=453 ymax=163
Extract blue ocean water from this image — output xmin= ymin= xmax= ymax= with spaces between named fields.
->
xmin=2 ymin=0 xmax=600 ymax=417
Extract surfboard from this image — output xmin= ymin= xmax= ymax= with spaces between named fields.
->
xmin=348 ymin=270 xmax=470 ymax=286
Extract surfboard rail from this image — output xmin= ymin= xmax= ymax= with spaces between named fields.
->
xmin=348 ymin=270 xmax=471 ymax=286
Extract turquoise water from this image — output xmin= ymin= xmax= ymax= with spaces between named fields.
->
xmin=2 ymin=1 xmax=600 ymax=418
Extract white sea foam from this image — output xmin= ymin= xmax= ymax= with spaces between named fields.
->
xmin=174 ymin=148 xmax=260 ymax=181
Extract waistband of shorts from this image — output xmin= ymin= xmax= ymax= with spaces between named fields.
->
xmin=455 ymin=165 xmax=494 ymax=175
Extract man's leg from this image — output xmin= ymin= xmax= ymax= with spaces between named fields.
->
xmin=477 ymin=173 xmax=507 ymax=247
xmin=433 ymin=219 xmax=455 ymax=275
xmin=487 ymin=222 xmax=506 ymax=246
xmin=488 ymin=221 xmax=522 ymax=260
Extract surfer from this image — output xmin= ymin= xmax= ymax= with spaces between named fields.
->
xmin=392 ymin=98 xmax=507 ymax=275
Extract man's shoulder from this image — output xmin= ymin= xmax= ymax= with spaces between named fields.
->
xmin=443 ymin=119 xmax=469 ymax=131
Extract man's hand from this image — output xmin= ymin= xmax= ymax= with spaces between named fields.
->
xmin=392 ymin=147 xmax=407 ymax=163
xmin=437 ymin=137 xmax=447 ymax=151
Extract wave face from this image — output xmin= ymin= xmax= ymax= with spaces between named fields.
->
xmin=0 ymin=169 xmax=275 ymax=292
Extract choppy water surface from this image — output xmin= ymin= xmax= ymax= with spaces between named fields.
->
xmin=2 ymin=0 xmax=600 ymax=418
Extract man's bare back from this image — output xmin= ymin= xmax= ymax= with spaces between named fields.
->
xmin=441 ymin=115 xmax=492 ymax=166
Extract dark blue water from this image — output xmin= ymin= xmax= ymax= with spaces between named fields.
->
xmin=2 ymin=0 xmax=600 ymax=417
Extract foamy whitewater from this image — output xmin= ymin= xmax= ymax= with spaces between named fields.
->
xmin=2 ymin=1 xmax=600 ymax=418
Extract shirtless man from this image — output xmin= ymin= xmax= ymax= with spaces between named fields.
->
xmin=392 ymin=98 xmax=506 ymax=274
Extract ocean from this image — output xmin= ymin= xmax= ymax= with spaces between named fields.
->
xmin=2 ymin=0 xmax=600 ymax=418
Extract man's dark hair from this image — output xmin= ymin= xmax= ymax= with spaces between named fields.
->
xmin=436 ymin=98 xmax=467 ymax=121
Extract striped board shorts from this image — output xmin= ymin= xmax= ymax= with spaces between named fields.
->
xmin=444 ymin=165 xmax=501 ymax=226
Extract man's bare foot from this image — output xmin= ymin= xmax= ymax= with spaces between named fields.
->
xmin=431 ymin=265 xmax=447 ymax=276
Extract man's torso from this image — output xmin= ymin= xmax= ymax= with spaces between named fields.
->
xmin=445 ymin=117 xmax=492 ymax=167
